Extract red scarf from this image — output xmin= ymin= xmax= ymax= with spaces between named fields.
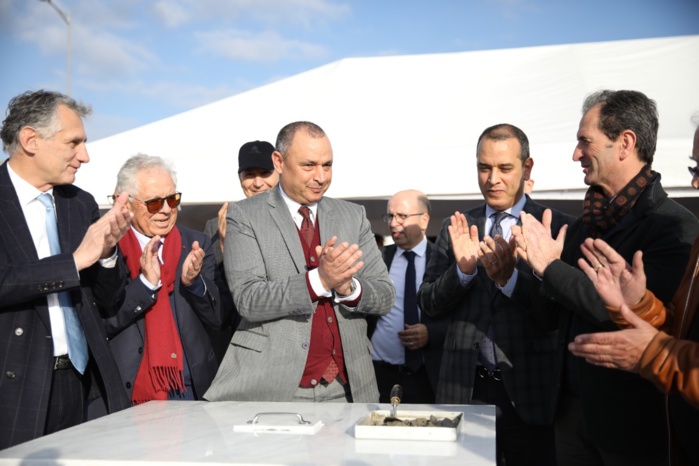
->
xmin=119 ymin=227 xmax=185 ymax=405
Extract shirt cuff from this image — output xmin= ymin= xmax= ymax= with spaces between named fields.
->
xmin=496 ymin=268 xmax=518 ymax=297
xmin=97 ymin=247 xmax=119 ymax=269
xmin=456 ymin=263 xmax=477 ymax=287
xmin=308 ymin=269 xmax=332 ymax=299
xmin=139 ymin=274 xmax=162 ymax=291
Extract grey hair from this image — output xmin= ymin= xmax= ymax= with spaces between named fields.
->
xmin=582 ymin=90 xmax=658 ymax=165
xmin=1 ymin=90 xmax=91 ymax=156
xmin=275 ymin=121 xmax=326 ymax=156
xmin=116 ymin=153 xmax=177 ymax=196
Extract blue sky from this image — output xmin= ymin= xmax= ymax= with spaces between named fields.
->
xmin=1 ymin=0 xmax=698 ymax=141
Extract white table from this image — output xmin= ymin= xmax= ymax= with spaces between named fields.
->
xmin=0 ymin=401 xmax=495 ymax=465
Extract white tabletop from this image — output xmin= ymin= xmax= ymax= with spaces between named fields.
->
xmin=0 ymin=401 xmax=496 ymax=465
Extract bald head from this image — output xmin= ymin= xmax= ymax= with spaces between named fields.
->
xmin=386 ymin=190 xmax=430 ymax=250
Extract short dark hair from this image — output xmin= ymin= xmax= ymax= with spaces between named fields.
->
xmin=1 ymin=90 xmax=91 ymax=156
xmin=275 ymin=121 xmax=326 ymax=156
xmin=476 ymin=123 xmax=530 ymax=161
xmin=582 ymin=90 xmax=658 ymax=165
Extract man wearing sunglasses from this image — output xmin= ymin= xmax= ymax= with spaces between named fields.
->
xmin=0 ymin=90 xmax=132 ymax=449
xmin=205 ymin=121 xmax=394 ymax=403
xmin=95 ymin=154 xmax=224 ymax=409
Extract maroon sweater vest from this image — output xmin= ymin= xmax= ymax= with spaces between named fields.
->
xmin=298 ymin=216 xmax=348 ymax=387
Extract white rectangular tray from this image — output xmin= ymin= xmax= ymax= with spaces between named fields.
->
xmin=354 ymin=410 xmax=462 ymax=441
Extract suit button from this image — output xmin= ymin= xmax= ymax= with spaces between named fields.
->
xmin=311 ymin=379 xmax=318 ymax=386
xmin=126 ymin=382 xmax=132 ymax=389
xmin=138 ymin=347 xmax=143 ymax=354
xmin=14 ymin=328 xmax=23 ymax=336
xmin=327 ymin=317 xmax=333 ymax=323
xmin=6 ymin=371 xmax=16 ymax=379
xmin=474 ymin=342 xmax=480 ymax=350
xmin=135 ymin=306 xmax=142 ymax=313
xmin=302 ymin=342 xmax=309 ymax=350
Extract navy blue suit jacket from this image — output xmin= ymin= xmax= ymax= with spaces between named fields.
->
xmin=0 ymin=161 xmax=130 ymax=449
xmin=102 ymin=226 xmax=224 ymax=402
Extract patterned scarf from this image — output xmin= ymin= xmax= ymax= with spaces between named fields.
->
xmin=582 ymin=165 xmax=654 ymax=238
xmin=118 ymin=227 xmax=185 ymax=405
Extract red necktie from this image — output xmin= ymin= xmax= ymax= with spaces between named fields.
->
xmin=298 ymin=206 xmax=314 ymax=247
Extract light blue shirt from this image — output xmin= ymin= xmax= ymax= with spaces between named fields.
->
xmin=456 ymin=195 xmax=528 ymax=297
xmin=371 ymin=236 xmax=428 ymax=365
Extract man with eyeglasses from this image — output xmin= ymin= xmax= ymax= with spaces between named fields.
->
xmin=0 ymin=90 xmax=132 ymax=449
xmin=93 ymin=154 xmax=224 ymax=410
xmin=367 ymin=190 xmax=447 ymax=404
xmin=418 ymin=124 xmax=574 ymax=466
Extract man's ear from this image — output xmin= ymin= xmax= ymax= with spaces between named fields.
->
xmin=272 ymin=150 xmax=284 ymax=175
xmin=618 ymin=130 xmax=637 ymax=161
xmin=18 ymin=126 xmax=39 ymax=156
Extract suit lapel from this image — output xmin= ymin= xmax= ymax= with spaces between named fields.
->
xmin=268 ymin=188 xmax=306 ymax=273
xmin=0 ymin=163 xmax=40 ymax=262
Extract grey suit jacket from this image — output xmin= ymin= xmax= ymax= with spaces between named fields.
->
xmin=418 ymin=196 xmax=574 ymax=425
xmin=204 ymin=187 xmax=394 ymax=402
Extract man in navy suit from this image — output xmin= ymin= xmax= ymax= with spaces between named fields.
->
xmin=102 ymin=154 xmax=224 ymax=405
xmin=419 ymin=124 xmax=574 ymax=466
xmin=368 ymin=189 xmax=447 ymax=404
xmin=0 ymin=90 xmax=132 ymax=449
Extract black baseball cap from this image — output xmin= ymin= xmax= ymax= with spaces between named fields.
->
xmin=238 ymin=140 xmax=275 ymax=174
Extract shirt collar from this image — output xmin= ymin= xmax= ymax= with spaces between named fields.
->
xmin=484 ymin=194 xmax=527 ymax=219
xmin=396 ymin=236 xmax=428 ymax=257
xmin=7 ymin=162 xmax=52 ymax=206
xmin=279 ymin=185 xmax=318 ymax=220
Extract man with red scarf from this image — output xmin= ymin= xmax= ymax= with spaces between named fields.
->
xmin=511 ymin=91 xmax=699 ymax=465
xmin=102 ymin=154 xmax=224 ymax=405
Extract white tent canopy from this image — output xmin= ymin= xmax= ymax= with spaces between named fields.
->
xmin=79 ymin=35 xmax=699 ymax=206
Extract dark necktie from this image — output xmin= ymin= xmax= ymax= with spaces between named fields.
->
xmin=478 ymin=211 xmax=509 ymax=371
xmin=403 ymin=250 xmax=422 ymax=371
xmin=298 ymin=206 xmax=314 ymax=247
xmin=37 ymin=193 xmax=89 ymax=374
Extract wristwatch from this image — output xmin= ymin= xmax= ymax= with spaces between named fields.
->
xmin=334 ymin=279 xmax=357 ymax=298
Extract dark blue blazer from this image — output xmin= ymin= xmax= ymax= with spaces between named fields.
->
xmin=418 ymin=196 xmax=574 ymax=425
xmin=102 ymin=226 xmax=224 ymax=402
xmin=0 ymin=161 xmax=130 ymax=449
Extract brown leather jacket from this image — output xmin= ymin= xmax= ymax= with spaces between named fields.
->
xmin=609 ymin=237 xmax=699 ymax=465
xmin=622 ymin=238 xmax=699 ymax=408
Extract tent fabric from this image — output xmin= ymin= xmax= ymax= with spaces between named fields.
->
xmin=79 ymin=35 xmax=699 ymax=206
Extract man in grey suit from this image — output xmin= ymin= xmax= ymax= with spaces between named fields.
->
xmin=205 ymin=121 xmax=394 ymax=403
xmin=418 ymin=124 xmax=574 ymax=466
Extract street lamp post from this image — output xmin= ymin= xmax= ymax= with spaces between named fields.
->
xmin=39 ymin=0 xmax=71 ymax=96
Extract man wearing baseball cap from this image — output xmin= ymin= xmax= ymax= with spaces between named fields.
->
xmin=204 ymin=140 xmax=279 ymax=361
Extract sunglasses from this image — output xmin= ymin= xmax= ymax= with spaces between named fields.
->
xmin=109 ymin=192 xmax=182 ymax=213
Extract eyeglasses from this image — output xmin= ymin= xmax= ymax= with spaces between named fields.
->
xmin=109 ymin=192 xmax=182 ymax=213
xmin=382 ymin=212 xmax=424 ymax=224
xmin=689 ymin=166 xmax=699 ymax=177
